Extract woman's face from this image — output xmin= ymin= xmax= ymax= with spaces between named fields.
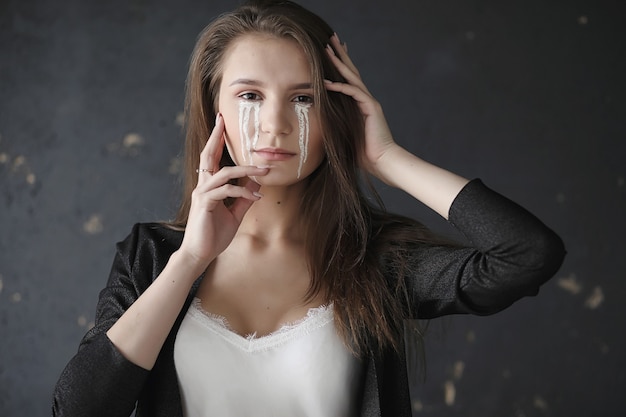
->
xmin=217 ymin=34 xmax=324 ymax=186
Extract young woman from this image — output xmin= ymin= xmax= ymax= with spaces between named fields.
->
xmin=53 ymin=1 xmax=565 ymax=416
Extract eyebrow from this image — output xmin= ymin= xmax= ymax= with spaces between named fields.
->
xmin=229 ymin=78 xmax=313 ymax=90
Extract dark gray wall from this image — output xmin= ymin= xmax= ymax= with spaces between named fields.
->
xmin=1 ymin=0 xmax=624 ymax=416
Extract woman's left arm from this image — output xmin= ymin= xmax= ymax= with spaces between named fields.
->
xmin=325 ymin=33 xmax=469 ymax=219
xmin=326 ymin=34 xmax=565 ymax=315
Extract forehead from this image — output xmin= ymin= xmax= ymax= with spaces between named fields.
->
xmin=220 ymin=34 xmax=312 ymax=82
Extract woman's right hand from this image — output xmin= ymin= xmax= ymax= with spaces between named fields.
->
xmin=177 ymin=113 xmax=269 ymax=270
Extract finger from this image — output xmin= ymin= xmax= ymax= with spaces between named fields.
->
xmin=194 ymin=165 xmax=270 ymax=193
xmin=329 ymin=33 xmax=360 ymax=78
xmin=326 ymin=44 xmax=370 ymax=94
xmin=229 ymin=179 xmax=262 ymax=222
xmin=199 ymin=113 xmax=225 ymax=178
xmin=194 ymin=181 xmax=262 ymax=212
xmin=324 ymin=79 xmax=375 ymax=107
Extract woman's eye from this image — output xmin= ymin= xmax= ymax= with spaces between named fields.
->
xmin=240 ymin=92 xmax=261 ymax=100
xmin=294 ymin=95 xmax=313 ymax=104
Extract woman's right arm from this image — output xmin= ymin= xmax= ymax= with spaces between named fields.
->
xmin=52 ymin=224 xmax=186 ymax=417
xmin=104 ymin=249 xmax=207 ymax=369
xmin=53 ymin=114 xmax=269 ymax=416
xmin=106 ymin=114 xmax=268 ymax=370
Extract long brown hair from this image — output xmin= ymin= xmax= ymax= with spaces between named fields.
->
xmin=171 ymin=0 xmax=445 ymax=356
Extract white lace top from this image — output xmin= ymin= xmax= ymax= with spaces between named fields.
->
xmin=174 ymin=298 xmax=361 ymax=417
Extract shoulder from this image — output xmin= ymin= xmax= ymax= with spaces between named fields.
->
xmin=130 ymin=222 xmax=184 ymax=244
xmin=115 ymin=222 xmax=184 ymax=266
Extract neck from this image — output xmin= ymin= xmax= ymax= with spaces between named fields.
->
xmin=236 ymin=181 xmax=307 ymax=244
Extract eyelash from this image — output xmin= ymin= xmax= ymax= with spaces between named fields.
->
xmin=293 ymin=95 xmax=314 ymax=104
xmin=238 ymin=93 xmax=314 ymax=104
xmin=239 ymin=92 xmax=261 ymax=101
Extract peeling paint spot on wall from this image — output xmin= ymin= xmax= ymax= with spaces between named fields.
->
xmin=169 ymin=156 xmax=182 ymax=175
xmin=0 ymin=146 xmax=38 ymax=187
xmin=77 ymin=315 xmax=87 ymax=327
xmin=584 ymin=286 xmax=604 ymax=309
xmin=578 ymin=15 xmax=588 ymax=25
xmin=12 ymin=292 xmax=22 ymax=303
xmin=107 ymin=132 xmax=145 ymax=157
xmin=175 ymin=112 xmax=185 ymax=127
xmin=444 ymin=380 xmax=456 ymax=406
xmin=557 ymin=274 xmax=582 ymax=295
xmin=123 ymin=133 xmax=144 ymax=148
xmin=83 ymin=214 xmax=104 ymax=235
xmin=26 ymin=173 xmax=36 ymax=185
xmin=12 ymin=155 xmax=26 ymax=171
xmin=466 ymin=330 xmax=476 ymax=343
xmin=412 ymin=400 xmax=423 ymax=412
xmin=453 ymin=361 xmax=465 ymax=380
xmin=533 ymin=395 xmax=548 ymax=410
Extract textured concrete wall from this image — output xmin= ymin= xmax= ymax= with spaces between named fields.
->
xmin=1 ymin=0 xmax=624 ymax=415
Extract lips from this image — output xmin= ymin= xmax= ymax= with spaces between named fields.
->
xmin=253 ymin=147 xmax=296 ymax=161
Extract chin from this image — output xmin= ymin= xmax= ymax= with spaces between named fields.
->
xmin=254 ymin=169 xmax=312 ymax=188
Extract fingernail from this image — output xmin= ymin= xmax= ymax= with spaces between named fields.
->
xmin=253 ymin=191 xmax=264 ymax=198
xmin=326 ymin=44 xmax=335 ymax=55
xmin=255 ymin=164 xmax=274 ymax=169
xmin=324 ymin=79 xmax=333 ymax=84
xmin=215 ymin=113 xmax=221 ymax=125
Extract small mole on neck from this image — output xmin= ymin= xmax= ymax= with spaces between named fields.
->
xmin=276 ymin=201 xmax=281 ymax=205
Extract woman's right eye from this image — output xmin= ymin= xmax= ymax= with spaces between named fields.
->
xmin=239 ymin=92 xmax=261 ymax=100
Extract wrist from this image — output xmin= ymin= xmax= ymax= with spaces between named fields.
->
xmin=168 ymin=250 xmax=212 ymax=282
xmin=368 ymin=143 xmax=408 ymax=186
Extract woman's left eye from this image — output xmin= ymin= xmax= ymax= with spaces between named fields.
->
xmin=293 ymin=95 xmax=313 ymax=104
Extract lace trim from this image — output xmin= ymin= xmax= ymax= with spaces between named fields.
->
xmin=187 ymin=297 xmax=334 ymax=353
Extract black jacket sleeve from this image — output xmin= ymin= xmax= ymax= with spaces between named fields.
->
xmin=52 ymin=224 xmax=183 ymax=417
xmin=404 ymin=179 xmax=566 ymax=318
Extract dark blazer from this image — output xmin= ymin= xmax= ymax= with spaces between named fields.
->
xmin=52 ymin=179 xmax=565 ymax=416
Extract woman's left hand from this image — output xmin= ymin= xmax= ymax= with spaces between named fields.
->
xmin=324 ymin=33 xmax=398 ymax=177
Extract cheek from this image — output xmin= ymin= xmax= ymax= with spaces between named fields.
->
xmin=221 ymin=102 xmax=261 ymax=166
xmin=308 ymin=128 xmax=325 ymax=167
xmin=305 ymin=115 xmax=325 ymax=161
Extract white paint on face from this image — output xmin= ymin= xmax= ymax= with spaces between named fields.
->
xmin=238 ymin=100 xmax=312 ymax=179
xmin=238 ymin=101 xmax=260 ymax=164
xmin=295 ymin=102 xmax=311 ymax=178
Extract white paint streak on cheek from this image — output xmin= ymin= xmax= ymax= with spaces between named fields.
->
xmin=252 ymin=103 xmax=260 ymax=155
xmin=238 ymin=102 xmax=250 ymax=164
xmin=295 ymin=103 xmax=311 ymax=178
xmin=238 ymin=101 xmax=260 ymax=164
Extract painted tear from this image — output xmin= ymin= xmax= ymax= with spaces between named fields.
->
xmin=295 ymin=102 xmax=311 ymax=178
xmin=239 ymin=101 xmax=260 ymax=165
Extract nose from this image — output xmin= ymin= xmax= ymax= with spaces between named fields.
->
xmin=260 ymin=99 xmax=293 ymax=138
